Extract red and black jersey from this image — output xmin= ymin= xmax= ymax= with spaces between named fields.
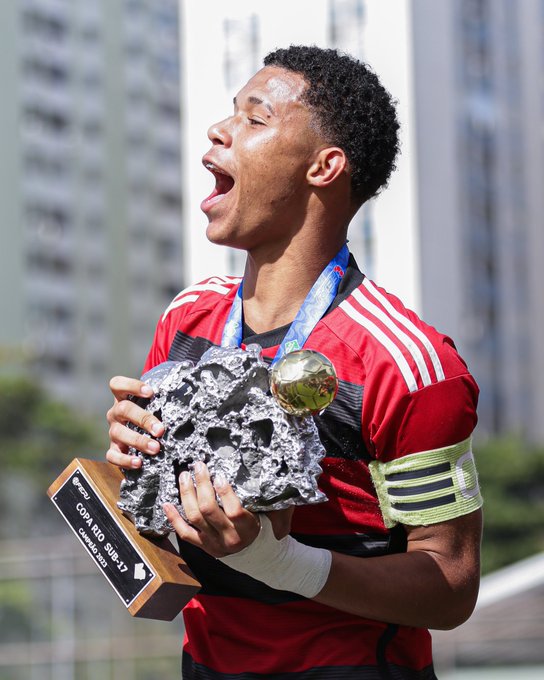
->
xmin=143 ymin=257 xmax=478 ymax=680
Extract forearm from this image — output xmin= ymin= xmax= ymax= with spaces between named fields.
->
xmin=315 ymin=548 xmax=477 ymax=630
xmin=220 ymin=509 xmax=482 ymax=630
xmin=315 ymin=510 xmax=482 ymax=629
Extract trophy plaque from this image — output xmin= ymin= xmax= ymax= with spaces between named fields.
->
xmin=47 ymin=457 xmax=200 ymax=620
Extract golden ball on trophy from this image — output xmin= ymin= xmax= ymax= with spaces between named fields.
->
xmin=270 ymin=349 xmax=339 ymax=417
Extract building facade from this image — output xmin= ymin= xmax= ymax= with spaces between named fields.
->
xmin=412 ymin=0 xmax=544 ymax=441
xmin=0 ymin=0 xmax=184 ymax=414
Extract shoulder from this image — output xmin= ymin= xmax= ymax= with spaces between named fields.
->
xmin=143 ymin=274 xmax=240 ymax=373
xmin=160 ymin=275 xmax=241 ymax=324
xmin=324 ymin=278 xmax=478 ymax=459
xmin=334 ymin=277 xmax=472 ymax=394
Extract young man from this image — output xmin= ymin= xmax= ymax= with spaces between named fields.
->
xmin=106 ymin=46 xmax=483 ymax=679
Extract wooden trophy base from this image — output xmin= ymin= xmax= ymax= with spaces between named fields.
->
xmin=47 ymin=458 xmax=200 ymax=620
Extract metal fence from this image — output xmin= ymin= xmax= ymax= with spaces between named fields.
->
xmin=0 ymin=535 xmax=184 ymax=680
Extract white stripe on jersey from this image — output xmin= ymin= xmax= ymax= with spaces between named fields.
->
xmin=206 ymin=275 xmax=242 ymax=286
xmin=161 ymin=295 xmax=200 ymax=321
xmin=351 ymin=288 xmax=432 ymax=387
xmin=362 ymin=279 xmax=445 ymax=382
xmin=340 ymin=300 xmax=419 ymax=393
xmin=161 ymin=279 xmax=240 ymax=322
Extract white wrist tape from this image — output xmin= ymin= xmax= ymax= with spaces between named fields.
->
xmin=219 ymin=514 xmax=332 ymax=599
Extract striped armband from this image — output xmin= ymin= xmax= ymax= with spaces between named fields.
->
xmin=369 ymin=437 xmax=483 ymax=528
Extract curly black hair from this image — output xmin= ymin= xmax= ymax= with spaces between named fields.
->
xmin=264 ymin=45 xmax=400 ymax=206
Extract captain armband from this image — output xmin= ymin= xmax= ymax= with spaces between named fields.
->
xmin=369 ymin=437 xmax=483 ymax=528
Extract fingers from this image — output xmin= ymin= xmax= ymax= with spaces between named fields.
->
xmin=178 ymin=464 xmax=230 ymax=533
xmin=163 ymin=503 xmax=204 ymax=547
xmin=109 ymin=376 xmax=154 ymax=402
xmin=109 ymin=420 xmax=161 ymax=455
xmin=105 ymin=376 xmax=165 ymax=465
xmin=214 ymin=473 xmax=246 ymax=521
xmin=106 ymin=443 xmax=142 ymax=470
xmin=107 ymin=398 xmax=164 ymax=438
xmin=171 ymin=463 xmax=260 ymax=557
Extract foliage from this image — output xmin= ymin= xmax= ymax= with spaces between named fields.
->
xmin=474 ymin=436 xmax=544 ymax=574
xmin=0 ymin=377 xmax=107 ymax=539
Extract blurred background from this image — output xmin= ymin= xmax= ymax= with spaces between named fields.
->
xmin=1 ymin=0 xmax=543 ymax=678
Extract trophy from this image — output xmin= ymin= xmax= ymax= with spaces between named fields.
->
xmin=48 ymin=345 xmax=337 ymax=619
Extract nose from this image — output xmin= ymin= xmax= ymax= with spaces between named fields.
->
xmin=207 ymin=117 xmax=233 ymax=147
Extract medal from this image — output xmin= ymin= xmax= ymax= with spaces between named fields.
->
xmin=270 ymin=349 xmax=338 ymax=416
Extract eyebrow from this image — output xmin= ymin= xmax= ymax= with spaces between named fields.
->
xmin=233 ymin=95 xmax=275 ymax=116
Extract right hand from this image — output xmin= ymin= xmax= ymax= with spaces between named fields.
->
xmin=105 ymin=376 xmax=165 ymax=469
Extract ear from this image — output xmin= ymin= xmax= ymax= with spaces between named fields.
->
xmin=306 ymin=147 xmax=348 ymax=189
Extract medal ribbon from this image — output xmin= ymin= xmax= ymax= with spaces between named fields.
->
xmin=221 ymin=243 xmax=349 ymax=365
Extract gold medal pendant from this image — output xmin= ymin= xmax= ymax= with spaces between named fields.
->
xmin=270 ymin=349 xmax=339 ymax=417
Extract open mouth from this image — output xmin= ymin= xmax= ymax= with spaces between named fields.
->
xmin=201 ymin=161 xmax=235 ymax=212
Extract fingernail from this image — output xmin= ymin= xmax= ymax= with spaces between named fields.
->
xmin=194 ymin=461 xmax=204 ymax=473
xmin=214 ymin=473 xmax=227 ymax=489
xmin=179 ymin=471 xmax=191 ymax=485
xmin=141 ymin=385 xmax=153 ymax=397
xmin=147 ymin=440 xmax=160 ymax=453
xmin=163 ymin=503 xmax=173 ymax=514
xmin=151 ymin=422 xmax=163 ymax=436
xmin=131 ymin=457 xmax=141 ymax=469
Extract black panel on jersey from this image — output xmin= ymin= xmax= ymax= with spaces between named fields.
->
xmin=168 ymin=332 xmax=215 ymax=363
xmin=290 ymin=528 xmax=406 ymax=558
xmin=182 ymin=653 xmax=438 ymax=680
xmin=313 ymin=380 xmax=368 ymax=461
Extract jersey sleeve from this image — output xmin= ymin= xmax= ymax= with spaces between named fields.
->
xmin=141 ymin=289 xmax=188 ymax=374
xmin=141 ymin=275 xmax=240 ymax=374
xmin=142 ymin=310 xmax=173 ymax=374
xmin=364 ymin=340 xmax=482 ymax=528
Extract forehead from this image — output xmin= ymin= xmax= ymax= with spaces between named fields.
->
xmin=236 ymin=66 xmax=308 ymax=114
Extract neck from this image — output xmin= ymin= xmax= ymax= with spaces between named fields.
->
xmin=241 ymin=232 xmax=347 ymax=334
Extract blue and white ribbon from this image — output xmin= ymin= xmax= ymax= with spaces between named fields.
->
xmin=221 ymin=244 xmax=349 ymax=364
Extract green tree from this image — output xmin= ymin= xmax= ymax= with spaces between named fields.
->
xmin=0 ymin=378 xmax=110 ymax=655
xmin=0 ymin=376 xmax=108 ymax=539
xmin=474 ymin=436 xmax=544 ymax=574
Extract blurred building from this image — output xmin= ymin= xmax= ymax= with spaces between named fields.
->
xmin=412 ymin=0 xmax=544 ymax=443
xmin=0 ymin=0 xmax=184 ymax=414
xmin=182 ymin=0 xmax=544 ymax=442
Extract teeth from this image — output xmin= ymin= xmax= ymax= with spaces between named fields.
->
xmin=205 ymin=161 xmax=229 ymax=176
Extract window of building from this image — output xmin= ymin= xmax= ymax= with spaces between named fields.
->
xmin=22 ymin=10 xmax=67 ymax=42
xmin=22 ymin=57 xmax=69 ymax=86
xmin=23 ymin=107 xmax=70 ymax=134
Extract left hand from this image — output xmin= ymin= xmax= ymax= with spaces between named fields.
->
xmin=163 ymin=462 xmax=293 ymax=558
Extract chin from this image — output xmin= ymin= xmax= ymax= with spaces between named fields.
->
xmin=205 ymin=221 xmax=238 ymax=248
